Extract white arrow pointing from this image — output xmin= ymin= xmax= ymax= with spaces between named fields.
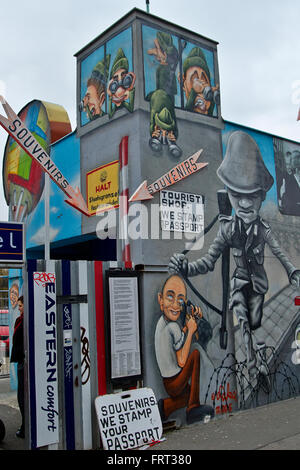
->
xmin=0 ymin=96 xmax=90 ymax=217
xmin=129 ymin=149 xmax=208 ymax=202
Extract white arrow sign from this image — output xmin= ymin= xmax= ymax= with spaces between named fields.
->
xmin=0 ymin=96 xmax=90 ymax=217
xmin=129 ymin=149 xmax=208 ymax=202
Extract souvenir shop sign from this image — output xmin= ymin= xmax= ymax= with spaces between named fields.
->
xmin=160 ymin=190 xmax=204 ymax=234
xmin=95 ymin=388 xmax=162 ymax=450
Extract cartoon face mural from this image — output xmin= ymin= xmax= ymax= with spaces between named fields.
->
xmin=179 ymin=45 xmax=219 ymax=115
xmin=9 ymin=283 xmax=19 ymax=310
xmin=168 ymin=130 xmax=300 ymax=384
xmin=107 ymin=28 xmax=135 ymax=119
xmin=155 ymin=274 xmax=214 ymax=424
xmin=79 ymin=27 xmax=135 ymax=126
xmin=273 ymin=137 xmax=300 ymax=216
xmin=80 ymin=51 xmax=110 ymax=122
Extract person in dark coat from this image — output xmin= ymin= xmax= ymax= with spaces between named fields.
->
xmin=10 ymin=295 xmax=25 ymax=438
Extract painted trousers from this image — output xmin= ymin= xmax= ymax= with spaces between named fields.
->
xmin=162 ymin=349 xmax=200 ymax=418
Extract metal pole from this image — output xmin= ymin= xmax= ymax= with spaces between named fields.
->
xmin=146 ymin=0 xmax=150 ymax=13
xmin=44 ymin=174 xmax=50 ymax=261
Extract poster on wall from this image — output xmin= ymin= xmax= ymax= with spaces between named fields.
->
xmin=273 ymin=137 xmax=300 ymax=216
xmin=107 ymin=271 xmax=141 ymax=382
xmin=86 ymin=160 xmax=119 ymax=215
xmin=33 ymin=271 xmax=59 ymax=448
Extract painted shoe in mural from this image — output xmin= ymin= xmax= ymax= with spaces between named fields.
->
xmin=186 ymin=404 xmax=214 ymax=425
xmin=167 ymin=140 xmax=182 ymax=158
xmin=149 ymin=137 xmax=162 ymax=153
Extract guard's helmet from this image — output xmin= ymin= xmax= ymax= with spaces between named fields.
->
xmin=217 ymin=131 xmax=274 ymax=193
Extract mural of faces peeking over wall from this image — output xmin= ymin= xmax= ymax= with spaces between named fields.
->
xmin=273 ymin=137 xmax=300 ymax=216
xmin=80 ymin=27 xmax=135 ymax=126
xmin=106 ymin=27 xmax=136 ymax=119
xmin=142 ymin=25 xmax=219 ymax=158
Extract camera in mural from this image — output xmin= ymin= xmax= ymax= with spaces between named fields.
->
xmin=80 ymin=27 xmax=135 ymax=126
xmin=142 ymin=25 xmax=219 ymax=158
xmin=273 ymin=137 xmax=300 ymax=216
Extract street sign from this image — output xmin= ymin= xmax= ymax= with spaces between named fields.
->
xmin=0 ymin=221 xmax=24 ymax=263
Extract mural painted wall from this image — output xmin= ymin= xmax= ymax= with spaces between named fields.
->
xmin=142 ymin=24 xmax=219 ymax=159
xmin=273 ymin=137 xmax=300 ymax=217
xmin=144 ymin=123 xmax=300 ymax=427
xmin=76 ymin=13 xmax=299 ymax=427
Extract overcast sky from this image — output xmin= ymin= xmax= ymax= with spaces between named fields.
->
xmin=0 ymin=0 xmax=299 ymax=221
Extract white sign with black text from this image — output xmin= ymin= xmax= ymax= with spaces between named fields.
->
xmin=33 ymin=272 xmax=59 ymax=448
xmin=160 ymin=190 xmax=204 ymax=238
xmin=109 ymin=276 xmax=141 ymax=379
xmin=95 ymin=388 xmax=162 ymax=450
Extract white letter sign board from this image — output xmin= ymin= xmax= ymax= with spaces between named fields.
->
xmin=95 ymin=388 xmax=162 ymax=450
xmin=33 ymin=272 xmax=59 ymax=447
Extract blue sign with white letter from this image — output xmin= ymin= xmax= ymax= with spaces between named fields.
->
xmin=0 ymin=221 xmax=24 ymax=263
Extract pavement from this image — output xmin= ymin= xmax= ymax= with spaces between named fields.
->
xmin=1 ymin=375 xmax=300 ymax=451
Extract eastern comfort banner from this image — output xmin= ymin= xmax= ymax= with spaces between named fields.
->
xmin=33 ymin=272 xmax=59 ymax=448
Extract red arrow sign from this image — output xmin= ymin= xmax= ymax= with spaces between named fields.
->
xmin=0 ymin=96 xmax=90 ymax=217
xmin=129 ymin=149 xmax=208 ymax=202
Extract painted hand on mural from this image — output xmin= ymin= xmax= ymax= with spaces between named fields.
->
xmin=290 ymin=270 xmax=300 ymax=288
xmin=168 ymin=253 xmax=207 ymax=276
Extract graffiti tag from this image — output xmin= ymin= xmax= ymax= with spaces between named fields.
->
xmin=34 ymin=271 xmax=56 ymax=287
xmin=211 ymin=383 xmax=237 ymax=415
xmin=80 ymin=326 xmax=90 ymax=385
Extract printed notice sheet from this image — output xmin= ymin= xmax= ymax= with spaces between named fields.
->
xmin=109 ymin=276 xmax=141 ymax=379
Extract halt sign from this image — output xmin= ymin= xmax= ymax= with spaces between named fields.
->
xmin=95 ymin=388 xmax=162 ymax=450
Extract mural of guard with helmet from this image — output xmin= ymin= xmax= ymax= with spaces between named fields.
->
xmin=80 ymin=55 xmax=111 ymax=121
xmin=169 ymin=131 xmax=300 ymax=376
xmin=146 ymin=31 xmax=182 ymax=158
xmin=178 ymin=46 xmax=220 ymax=116
xmin=107 ymin=48 xmax=136 ymax=119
